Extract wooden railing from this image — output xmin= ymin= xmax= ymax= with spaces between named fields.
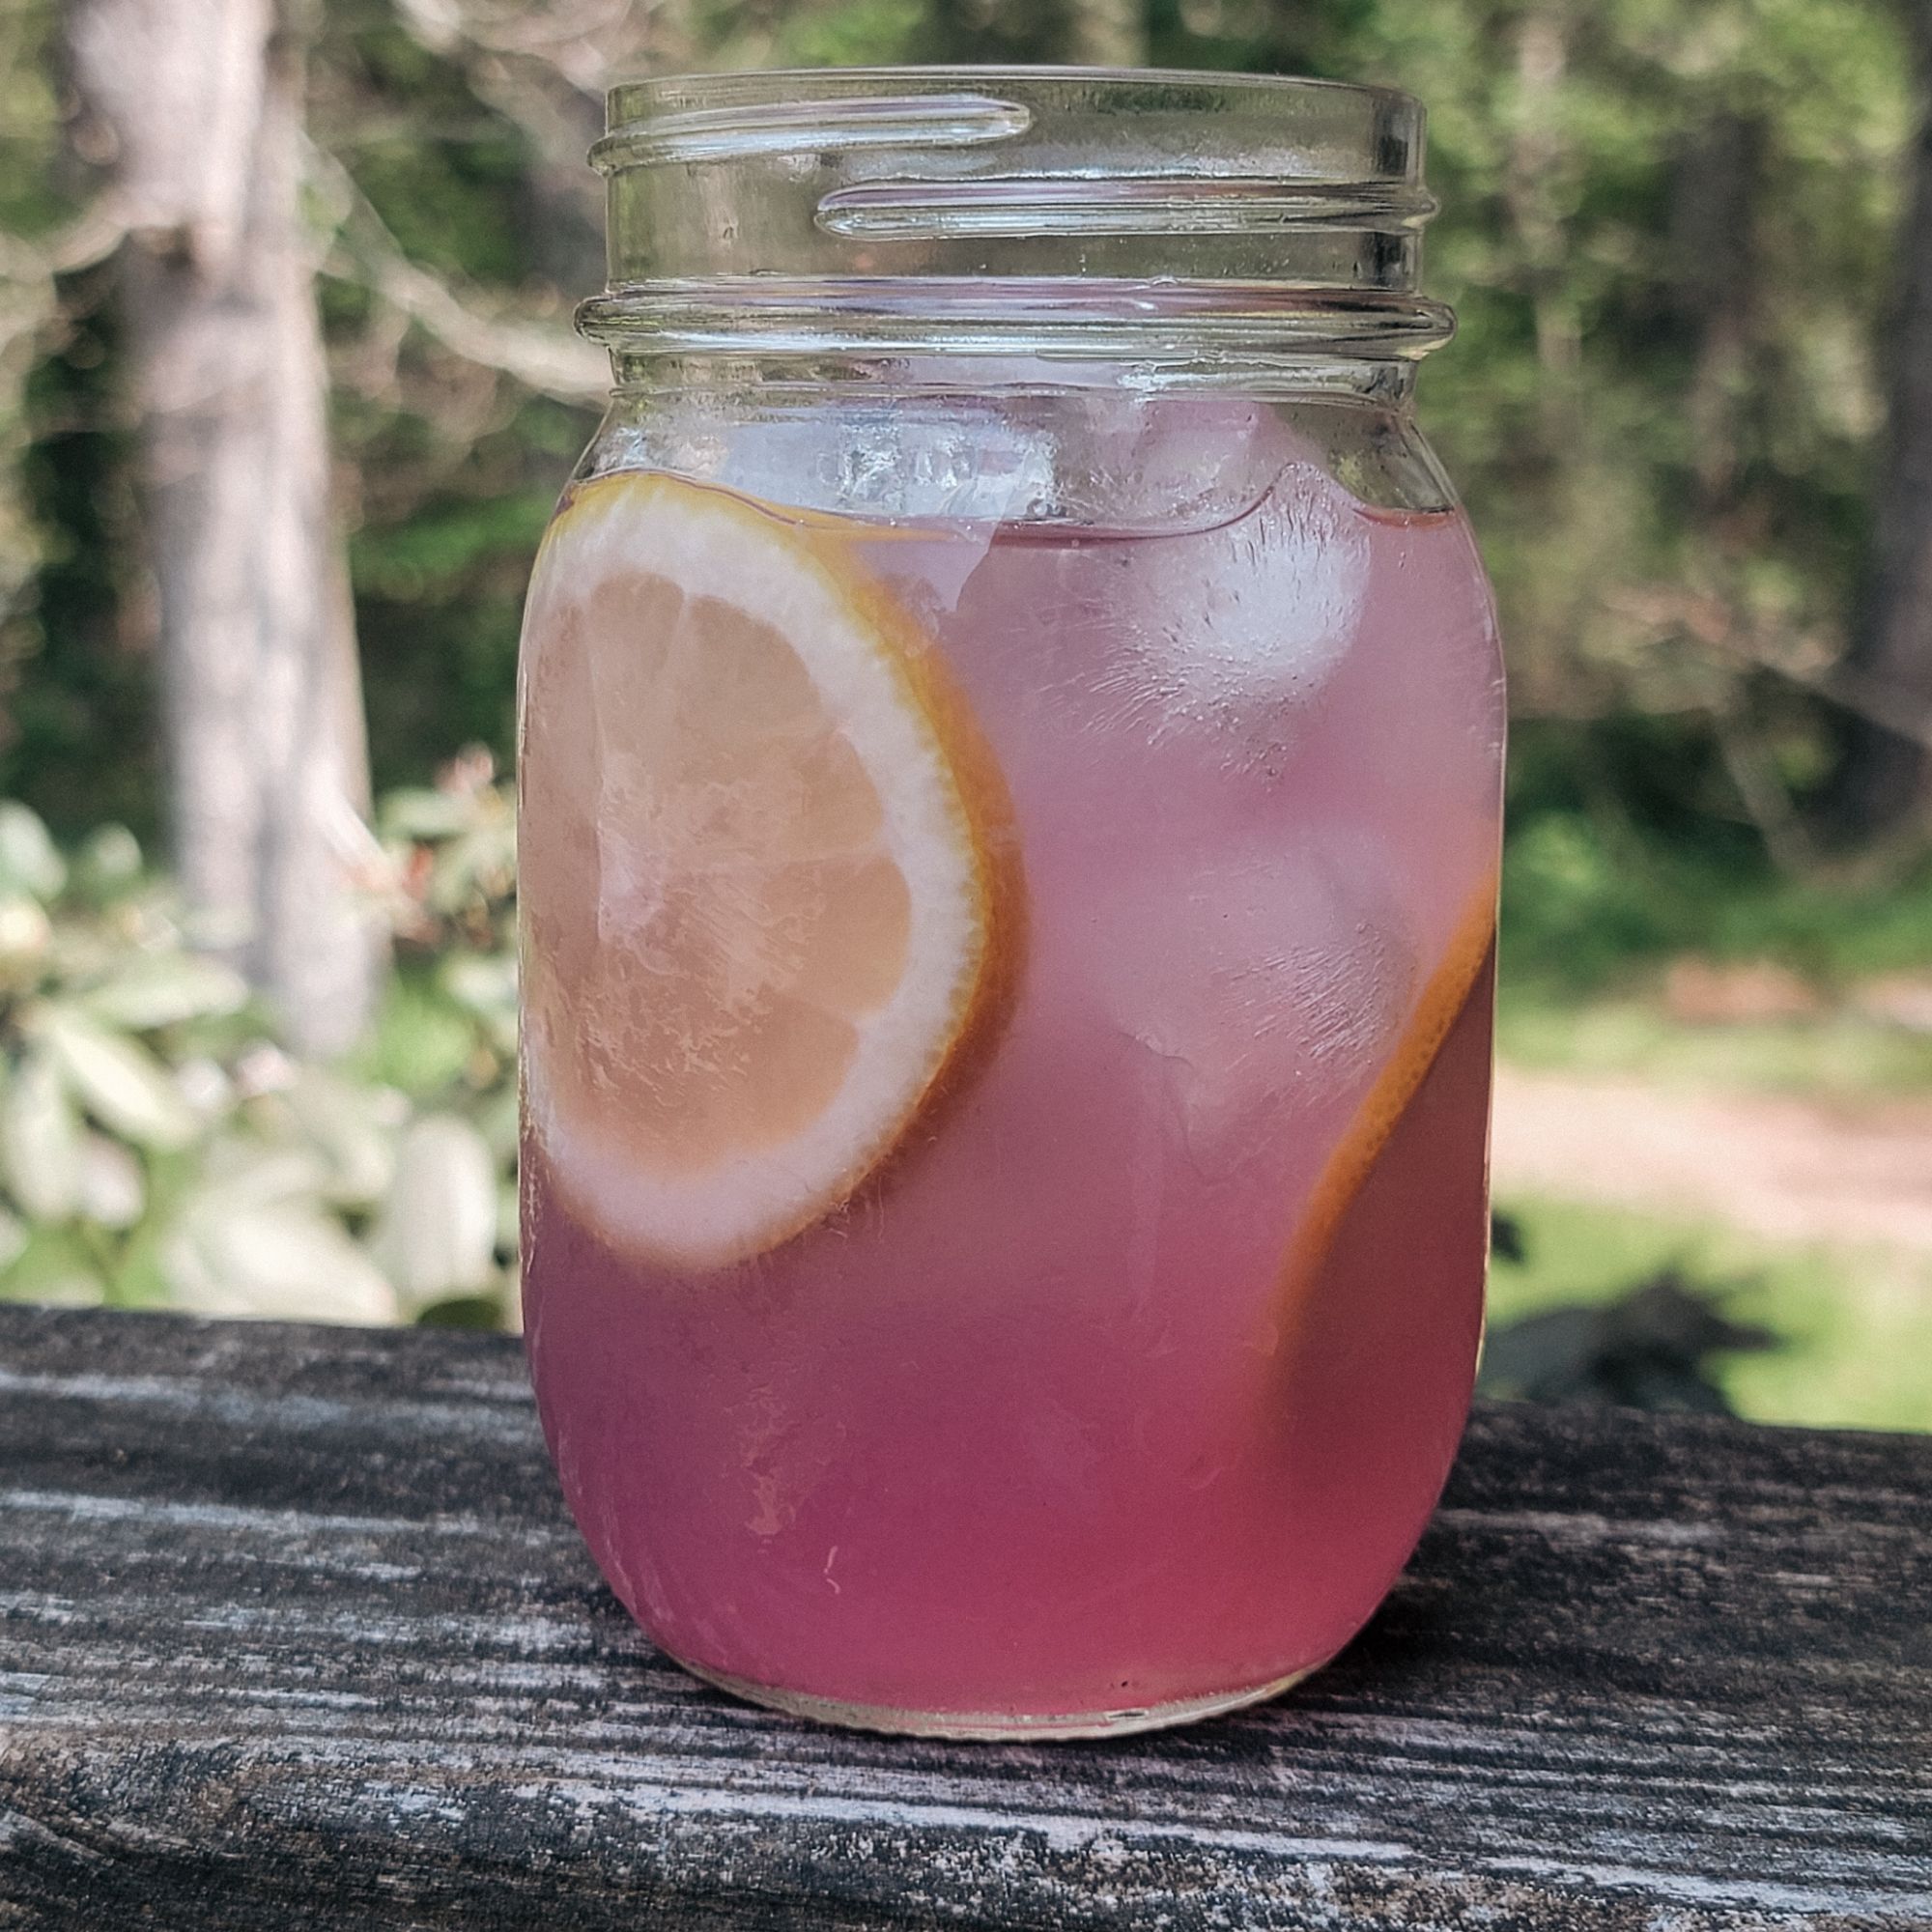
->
xmin=2 ymin=1305 xmax=1927 ymax=1928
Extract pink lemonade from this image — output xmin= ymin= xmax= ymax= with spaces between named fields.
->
xmin=519 ymin=424 xmax=1505 ymax=1735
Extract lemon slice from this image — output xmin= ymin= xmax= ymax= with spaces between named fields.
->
xmin=518 ymin=472 xmax=1011 ymax=1270
xmin=1278 ymin=876 xmax=1498 ymax=1317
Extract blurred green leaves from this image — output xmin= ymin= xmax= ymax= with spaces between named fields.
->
xmin=42 ymin=1008 xmax=200 ymax=1150
xmin=81 ymin=952 xmax=249 ymax=1032
xmin=369 ymin=1113 xmax=500 ymax=1302
xmin=9 ymin=0 xmax=1918 ymax=877
xmin=0 ymin=769 xmax=522 ymax=1328
xmin=0 ymin=801 xmax=66 ymax=900
xmin=2 ymin=1048 xmax=81 ymax=1221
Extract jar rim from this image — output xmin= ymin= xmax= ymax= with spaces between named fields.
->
xmin=600 ymin=64 xmax=1424 ymax=128
xmin=597 ymin=65 xmax=1427 ymax=178
xmin=588 ymin=64 xmax=1449 ymax=381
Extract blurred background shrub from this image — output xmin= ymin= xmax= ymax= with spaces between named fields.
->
xmin=0 ymin=767 xmax=517 ymax=1326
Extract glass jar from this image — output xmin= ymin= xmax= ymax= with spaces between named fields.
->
xmin=518 ymin=68 xmax=1504 ymax=1739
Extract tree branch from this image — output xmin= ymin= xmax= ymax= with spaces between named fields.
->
xmin=1708 ymin=704 xmax=1818 ymax=875
xmin=1603 ymin=580 xmax=1932 ymax=758
xmin=1748 ymin=648 xmax=1932 ymax=759
xmin=306 ymin=141 xmax=606 ymax=406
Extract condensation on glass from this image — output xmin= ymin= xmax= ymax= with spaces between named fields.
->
xmin=518 ymin=69 xmax=1506 ymax=1739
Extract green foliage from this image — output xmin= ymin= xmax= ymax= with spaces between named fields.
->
xmin=364 ymin=753 xmax=520 ymax=1321
xmin=0 ymin=3 xmax=64 ymax=245
xmin=8 ymin=291 xmax=156 ymax=841
xmin=0 ymin=784 xmax=520 ymax=1327
xmin=3 ymin=0 xmax=1919 ymax=880
xmin=701 ymin=0 xmax=929 ymax=67
xmin=336 ymin=20 xmax=539 ymax=285
xmin=1501 ymin=718 xmax=1932 ymax=998
xmin=350 ymin=476 xmax=563 ymax=784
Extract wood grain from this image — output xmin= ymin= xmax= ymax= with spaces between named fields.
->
xmin=1 ymin=1304 xmax=1927 ymax=1929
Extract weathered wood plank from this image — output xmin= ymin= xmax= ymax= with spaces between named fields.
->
xmin=0 ymin=1304 xmax=1927 ymax=1930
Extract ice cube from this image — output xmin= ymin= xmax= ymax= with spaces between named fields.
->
xmin=1094 ymin=451 xmax=1371 ymax=753
xmin=1091 ymin=827 xmax=1419 ymax=1169
xmin=1070 ymin=393 xmax=1292 ymax=534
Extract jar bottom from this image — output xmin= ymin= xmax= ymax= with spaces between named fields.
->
xmin=668 ymin=1653 xmax=1327 ymax=1741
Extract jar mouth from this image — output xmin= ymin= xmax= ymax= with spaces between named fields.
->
xmin=594 ymin=64 xmax=1424 ymax=167
xmin=589 ymin=66 xmax=1449 ymax=374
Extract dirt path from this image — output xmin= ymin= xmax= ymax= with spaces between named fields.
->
xmin=1491 ymin=1064 xmax=1932 ymax=1256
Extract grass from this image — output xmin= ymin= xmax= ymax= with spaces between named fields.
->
xmin=1490 ymin=800 xmax=1932 ymax=1430
xmin=1501 ymin=718 xmax=1932 ymax=1001
xmin=1492 ymin=781 xmax=1932 ymax=1099
xmin=1491 ymin=1194 xmax=1932 ymax=1434
xmin=1496 ymin=986 xmax=1932 ymax=1097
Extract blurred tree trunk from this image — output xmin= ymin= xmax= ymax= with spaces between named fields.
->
xmin=67 ymin=0 xmax=381 ymax=1055
xmin=1666 ymin=114 xmax=1821 ymax=871
xmin=1825 ymin=0 xmax=1932 ymax=845
xmin=1505 ymin=13 xmax=1579 ymax=429
xmin=1669 ymin=112 xmax=1765 ymax=518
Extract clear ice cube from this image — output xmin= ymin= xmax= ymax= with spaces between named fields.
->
xmin=1094 ymin=454 xmax=1370 ymax=752
xmin=1093 ymin=827 xmax=1419 ymax=1168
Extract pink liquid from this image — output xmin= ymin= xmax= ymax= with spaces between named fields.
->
xmin=521 ymin=442 xmax=1504 ymax=1730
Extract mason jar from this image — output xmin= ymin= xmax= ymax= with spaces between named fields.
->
xmin=518 ymin=68 xmax=1505 ymax=1738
